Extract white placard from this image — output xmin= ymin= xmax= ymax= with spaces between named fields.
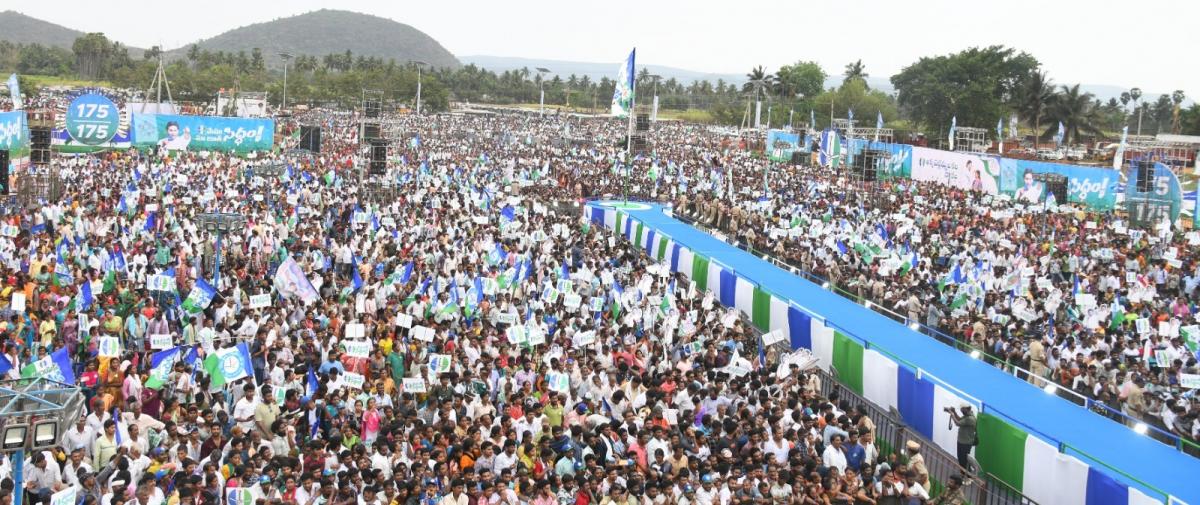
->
xmin=343 ymin=372 xmax=366 ymax=389
xmin=10 ymin=293 xmax=25 ymax=313
xmin=590 ymin=297 xmax=605 ymax=312
xmin=343 ymin=340 xmax=372 ymax=359
xmin=1181 ymin=373 xmax=1200 ymax=389
xmin=496 ymin=312 xmax=517 ymax=325
xmin=428 ymin=354 xmax=452 ymax=374
xmin=573 ymin=331 xmax=596 ymax=347
xmin=563 ymin=293 xmax=582 ymax=309
xmin=1136 ymin=318 xmax=1150 ymax=335
xmin=150 ymin=334 xmax=173 ymax=350
xmin=411 ymin=325 xmax=435 ymax=342
xmin=1075 ymin=294 xmax=1096 ymax=309
xmin=761 ymin=329 xmax=786 ymax=347
xmin=50 ymin=487 xmax=76 ymax=505
xmin=396 ymin=313 xmax=413 ymax=328
xmin=402 ymin=377 xmax=427 ymax=393
xmin=546 ymin=372 xmax=570 ymax=393
xmin=248 ymin=293 xmax=271 ymax=309
xmin=507 ymin=325 xmax=528 ymax=345
xmin=345 ymin=323 xmax=366 ymax=340
xmin=527 ymin=327 xmax=546 ymax=346
xmin=98 ymin=337 xmax=121 ymax=357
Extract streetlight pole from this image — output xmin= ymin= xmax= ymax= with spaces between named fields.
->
xmin=196 ymin=212 xmax=246 ymax=289
xmin=649 ymin=74 xmax=661 ymax=122
xmin=536 ymin=67 xmax=551 ymax=117
xmin=411 ymin=60 xmax=429 ymax=116
xmin=279 ymin=52 xmax=293 ymax=112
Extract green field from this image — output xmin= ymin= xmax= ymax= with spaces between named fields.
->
xmin=25 ymin=75 xmax=113 ymax=89
xmin=477 ymin=103 xmax=715 ymax=123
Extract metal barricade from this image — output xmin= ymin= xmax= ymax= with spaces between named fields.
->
xmin=813 ymin=366 xmax=1038 ymax=505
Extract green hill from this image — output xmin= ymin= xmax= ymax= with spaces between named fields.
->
xmin=162 ymin=9 xmax=459 ymax=69
xmin=0 ymin=10 xmax=107 ymax=50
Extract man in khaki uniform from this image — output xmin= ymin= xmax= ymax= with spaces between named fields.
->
xmin=905 ymin=440 xmax=930 ymax=491
xmin=1027 ymin=336 xmax=1047 ymax=383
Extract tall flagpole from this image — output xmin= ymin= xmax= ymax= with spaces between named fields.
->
xmin=624 ymin=49 xmax=636 ymax=206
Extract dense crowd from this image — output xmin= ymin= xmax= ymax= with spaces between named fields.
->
xmin=0 ymin=104 xmax=987 ymax=505
xmin=672 ymin=157 xmax=1200 ymax=445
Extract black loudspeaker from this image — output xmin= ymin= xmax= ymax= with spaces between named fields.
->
xmin=299 ymin=126 xmax=321 ymax=152
xmin=791 ymin=151 xmax=805 ymax=165
xmin=630 ymin=133 xmax=648 ymax=155
xmin=363 ymin=123 xmax=380 ymax=141
xmin=1135 ymin=160 xmax=1154 ymax=192
xmin=364 ymin=99 xmax=381 ymax=119
xmin=369 ymin=140 xmax=387 ymax=175
xmin=636 ymin=114 xmax=650 ymax=131
xmin=860 ymin=149 xmax=886 ymax=182
xmin=0 ymin=150 xmax=8 ymax=195
xmin=29 ymin=126 xmax=51 ymax=164
xmin=1034 ymin=173 xmax=1068 ymax=203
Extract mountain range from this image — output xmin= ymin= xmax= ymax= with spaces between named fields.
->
xmin=0 ymin=9 xmax=458 ymax=69
xmin=0 ymin=9 xmax=1173 ymax=105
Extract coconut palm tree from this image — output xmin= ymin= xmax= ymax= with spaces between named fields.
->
xmin=843 ymin=60 xmax=868 ymax=87
xmin=1020 ymin=71 xmax=1055 ymax=141
xmin=743 ymin=65 xmax=774 ymax=94
xmin=1044 ymin=84 xmax=1102 ymax=144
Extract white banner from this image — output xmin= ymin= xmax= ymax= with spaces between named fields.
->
xmin=150 ymin=334 xmax=173 ymax=350
xmin=248 ymin=293 xmax=271 ymax=309
xmin=910 ymin=146 xmax=1000 ymax=195
xmin=343 ymin=340 xmax=371 ymax=359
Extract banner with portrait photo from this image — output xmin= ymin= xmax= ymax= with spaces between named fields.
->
xmin=999 ymin=158 xmax=1119 ymax=211
xmin=910 ymin=146 xmax=1001 ymax=194
xmin=765 ymin=129 xmax=801 ymax=162
xmin=131 ymin=114 xmax=274 ymax=153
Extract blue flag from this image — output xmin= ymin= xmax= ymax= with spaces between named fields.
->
xmin=144 ymin=211 xmax=156 ymax=232
xmin=400 ymin=261 xmax=414 ymax=284
xmin=501 ymin=205 xmax=515 ymax=222
xmin=80 ymin=281 xmax=95 ymax=311
xmin=306 ymin=367 xmax=319 ymax=398
xmin=351 ymin=257 xmax=364 ymax=293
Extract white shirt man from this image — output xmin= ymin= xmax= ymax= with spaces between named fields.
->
xmin=822 ymin=436 xmax=848 ymax=473
xmin=63 ymin=422 xmax=96 ymax=459
xmin=233 ymin=389 xmax=260 ymax=432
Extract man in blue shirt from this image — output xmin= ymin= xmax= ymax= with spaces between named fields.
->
xmin=844 ymin=429 xmax=866 ymax=472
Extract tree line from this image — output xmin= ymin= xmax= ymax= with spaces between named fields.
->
xmin=1 ymin=36 xmax=1197 ymax=139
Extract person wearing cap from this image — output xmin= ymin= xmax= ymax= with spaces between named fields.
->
xmin=904 ymin=440 xmax=929 ymax=491
xmin=948 ymin=404 xmax=977 ymax=470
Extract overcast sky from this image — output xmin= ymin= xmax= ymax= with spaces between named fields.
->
xmin=18 ymin=0 xmax=1199 ymax=97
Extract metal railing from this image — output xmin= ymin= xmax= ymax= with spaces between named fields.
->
xmin=814 ymin=367 xmax=1036 ymax=505
xmin=671 ymin=209 xmax=1200 ymax=461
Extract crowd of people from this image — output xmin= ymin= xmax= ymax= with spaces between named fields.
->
xmin=0 ymin=99 xmax=987 ymax=505
xmin=671 ymin=153 xmax=1200 ymax=446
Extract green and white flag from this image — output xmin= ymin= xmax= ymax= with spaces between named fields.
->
xmin=202 ymin=343 xmax=253 ymax=388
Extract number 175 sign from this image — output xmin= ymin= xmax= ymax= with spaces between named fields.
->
xmin=65 ymin=93 xmax=120 ymax=146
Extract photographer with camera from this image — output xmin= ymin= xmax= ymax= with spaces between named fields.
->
xmin=946 ymin=405 xmax=978 ymax=472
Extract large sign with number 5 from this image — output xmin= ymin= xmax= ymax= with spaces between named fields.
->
xmin=66 ymin=93 xmax=119 ymax=145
